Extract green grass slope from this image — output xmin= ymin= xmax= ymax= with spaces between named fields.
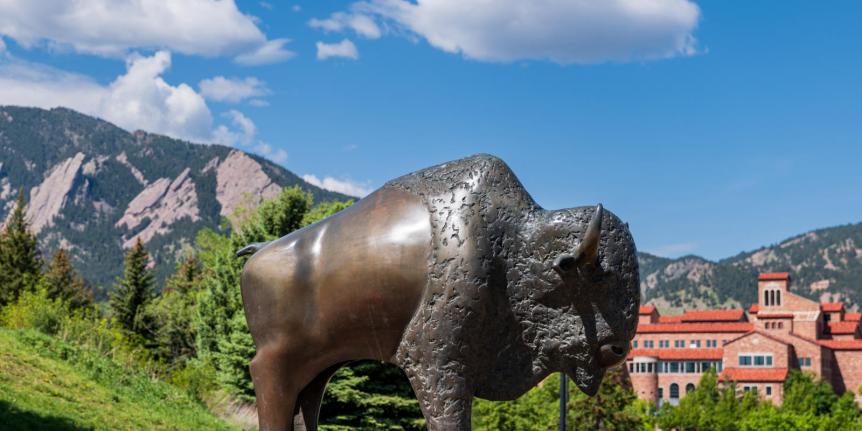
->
xmin=0 ymin=329 xmax=238 ymax=431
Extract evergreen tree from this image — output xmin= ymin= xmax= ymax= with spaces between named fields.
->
xmin=164 ymin=255 xmax=201 ymax=295
xmin=145 ymin=255 xmax=202 ymax=363
xmin=43 ymin=248 xmax=92 ymax=310
xmin=110 ymin=239 xmax=155 ymax=335
xmin=0 ymin=189 xmax=43 ymax=307
xmin=569 ymin=366 xmax=643 ymax=430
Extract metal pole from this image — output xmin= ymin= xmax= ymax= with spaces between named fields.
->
xmin=559 ymin=373 xmax=567 ymax=431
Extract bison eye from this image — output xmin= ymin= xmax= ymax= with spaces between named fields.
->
xmin=553 ymin=254 xmax=577 ymax=274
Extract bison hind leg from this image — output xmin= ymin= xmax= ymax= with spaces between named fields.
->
xmin=297 ymin=362 xmax=347 ymax=431
xmin=250 ymin=344 xmax=308 ymax=431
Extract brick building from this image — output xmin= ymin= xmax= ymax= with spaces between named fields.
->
xmin=628 ymin=272 xmax=862 ymax=406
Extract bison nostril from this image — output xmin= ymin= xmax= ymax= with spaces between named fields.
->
xmin=599 ymin=342 xmax=627 ymax=367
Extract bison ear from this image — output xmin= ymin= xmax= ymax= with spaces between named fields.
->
xmin=572 ymin=204 xmax=602 ymax=267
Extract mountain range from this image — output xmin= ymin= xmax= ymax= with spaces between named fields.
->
xmin=2 ymin=106 xmax=860 ymax=310
xmin=0 ymin=106 xmax=350 ymax=291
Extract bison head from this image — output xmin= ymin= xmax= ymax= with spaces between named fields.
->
xmin=514 ymin=204 xmax=639 ymax=396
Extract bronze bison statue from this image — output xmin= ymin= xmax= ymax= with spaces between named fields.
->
xmin=238 ymin=154 xmax=639 ymax=430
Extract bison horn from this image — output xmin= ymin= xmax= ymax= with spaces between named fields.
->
xmin=573 ymin=203 xmax=602 ymax=266
xmin=552 ymin=204 xmax=603 ymax=275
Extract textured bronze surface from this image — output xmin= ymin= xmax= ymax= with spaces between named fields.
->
xmin=239 ymin=154 xmax=640 ymax=431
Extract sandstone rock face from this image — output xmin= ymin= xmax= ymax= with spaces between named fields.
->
xmin=27 ymin=152 xmax=86 ymax=233
xmin=116 ymin=168 xmax=200 ymax=248
xmin=116 ymin=152 xmax=148 ymax=185
xmin=0 ymin=177 xmax=10 ymax=200
xmin=216 ymin=150 xmax=281 ymax=219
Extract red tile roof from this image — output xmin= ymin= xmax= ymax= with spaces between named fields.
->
xmin=658 ymin=315 xmax=683 ymax=323
xmin=846 ymin=312 xmax=862 ymax=322
xmin=639 ymin=305 xmax=657 ymax=315
xmin=628 ymin=348 xmax=724 ymax=360
xmin=681 ymin=309 xmax=746 ymax=322
xmin=821 ymin=303 xmax=844 ymax=312
xmin=759 ymin=272 xmax=790 ymax=281
xmin=720 ymin=368 xmax=788 ymax=382
xmin=819 ymin=340 xmax=862 ymax=350
xmin=637 ymin=322 xmax=754 ymax=334
xmin=749 ymin=304 xmax=759 ymax=314
xmin=827 ymin=321 xmax=859 ymax=335
xmin=757 ymin=313 xmax=794 ymax=319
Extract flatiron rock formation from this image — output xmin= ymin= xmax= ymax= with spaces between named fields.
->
xmin=0 ymin=106 xmax=351 ymax=288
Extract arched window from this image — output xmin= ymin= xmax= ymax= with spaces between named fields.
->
xmin=670 ymin=383 xmax=680 ymax=399
xmin=686 ymin=383 xmax=696 ymax=394
xmin=776 ymin=290 xmax=781 ymax=306
xmin=778 ymin=322 xmax=783 ymax=329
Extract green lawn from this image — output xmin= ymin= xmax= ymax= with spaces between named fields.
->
xmin=0 ymin=329 xmax=239 ymax=430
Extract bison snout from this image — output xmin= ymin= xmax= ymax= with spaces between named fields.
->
xmin=598 ymin=341 xmax=627 ymax=367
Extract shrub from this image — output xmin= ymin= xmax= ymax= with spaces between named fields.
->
xmin=0 ymin=287 xmax=68 ymax=335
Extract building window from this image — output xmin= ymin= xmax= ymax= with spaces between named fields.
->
xmin=766 ymin=385 xmax=772 ymax=396
xmin=764 ymin=290 xmax=770 ymax=306
xmin=706 ymin=339 xmax=717 ymax=348
xmin=691 ymin=340 xmax=701 ymax=348
xmin=686 ymin=362 xmax=696 ymax=373
xmin=776 ymin=290 xmax=781 ymax=306
xmin=660 ymin=340 xmax=669 ymax=348
xmin=670 ymin=383 xmax=680 ymax=399
xmin=778 ymin=322 xmax=784 ymax=329
xmin=800 ymin=357 xmax=812 ymax=367
xmin=743 ymin=385 xmax=758 ymax=394
xmin=632 ymin=340 xmax=638 ymax=348
xmin=658 ymin=387 xmax=664 ymax=399
xmin=686 ymin=383 xmax=695 ymax=394
xmin=670 ymin=362 xmax=680 ymax=373
xmin=675 ymin=340 xmax=684 ymax=348
xmin=740 ymin=354 xmax=773 ymax=367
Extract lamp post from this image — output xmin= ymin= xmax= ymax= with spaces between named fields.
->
xmin=559 ymin=373 xmax=567 ymax=430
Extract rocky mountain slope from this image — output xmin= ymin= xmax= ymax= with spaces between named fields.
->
xmin=640 ymin=223 xmax=862 ymax=313
xmin=0 ymin=106 xmax=350 ymax=290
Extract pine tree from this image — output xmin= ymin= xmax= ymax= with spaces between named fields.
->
xmin=0 ymin=189 xmax=43 ymax=307
xmin=43 ymin=248 xmax=92 ymax=310
xmin=145 ymin=255 xmax=202 ymax=363
xmin=110 ymin=239 xmax=155 ymax=335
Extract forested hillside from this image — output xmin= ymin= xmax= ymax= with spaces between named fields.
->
xmin=640 ymin=222 xmax=862 ymax=312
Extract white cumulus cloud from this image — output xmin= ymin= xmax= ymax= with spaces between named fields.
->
xmin=353 ymin=0 xmax=701 ymax=64
xmin=316 ymin=39 xmax=359 ymax=60
xmin=213 ymin=109 xmax=257 ymax=146
xmin=199 ymin=76 xmax=269 ymax=103
xmin=235 ymin=38 xmax=295 ymax=65
xmin=309 ymin=12 xmax=382 ymax=39
xmin=0 ymin=51 xmax=266 ymax=148
xmin=0 ymin=0 xmax=294 ymax=64
xmin=254 ymin=142 xmax=288 ymax=164
xmin=302 ymin=174 xmax=372 ymax=197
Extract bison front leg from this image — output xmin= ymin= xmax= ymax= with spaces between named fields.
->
xmin=404 ymin=364 xmax=474 ymax=431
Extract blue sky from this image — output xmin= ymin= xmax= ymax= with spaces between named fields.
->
xmin=0 ymin=0 xmax=860 ymax=261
